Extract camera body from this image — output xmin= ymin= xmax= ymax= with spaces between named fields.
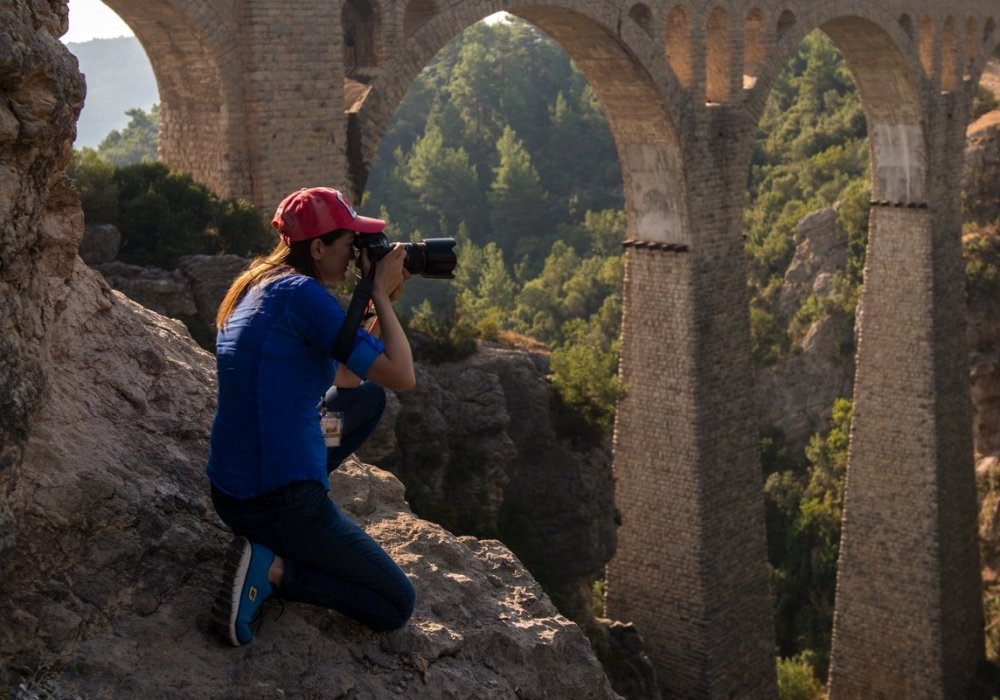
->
xmin=353 ymin=232 xmax=457 ymax=279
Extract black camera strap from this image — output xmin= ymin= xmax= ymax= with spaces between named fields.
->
xmin=332 ymin=276 xmax=374 ymax=363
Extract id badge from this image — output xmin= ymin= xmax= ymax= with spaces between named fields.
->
xmin=321 ymin=411 xmax=343 ymax=447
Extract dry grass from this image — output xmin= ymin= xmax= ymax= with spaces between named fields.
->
xmin=495 ymin=330 xmax=552 ymax=354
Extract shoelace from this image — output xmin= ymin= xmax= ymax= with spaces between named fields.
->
xmin=250 ymin=597 xmax=286 ymax=636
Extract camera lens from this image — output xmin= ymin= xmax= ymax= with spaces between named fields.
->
xmin=405 ymin=238 xmax=457 ymax=279
xmin=356 ymin=234 xmax=456 ymax=279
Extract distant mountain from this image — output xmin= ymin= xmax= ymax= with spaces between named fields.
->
xmin=65 ymin=37 xmax=157 ymax=148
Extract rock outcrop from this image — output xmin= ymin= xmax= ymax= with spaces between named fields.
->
xmin=381 ymin=344 xmax=618 ymax=615
xmin=967 ymin=228 xmax=1000 ymax=458
xmin=966 ymin=60 xmax=1000 ymax=225
xmin=0 ymin=3 xmax=619 ymax=697
xmin=92 ymin=253 xmax=249 ymax=346
xmin=0 ymin=0 xmax=85 ymax=563
xmin=755 ymin=207 xmax=856 ymax=454
xmin=0 ymin=265 xmax=617 ymax=698
xmin=78 ymin=222 xmax=120 ymax=264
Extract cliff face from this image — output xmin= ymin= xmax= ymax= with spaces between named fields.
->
xmin=0 ymin=3 xmax=619 ymax=697
xmin=754 ymin=207 xmax=856 ymax=455
xmin=961 ymin=77 xmax=1000 ymax=465
xmin=0 ymin=0 xmax=84 ymax=561
xmin=374 ymin=343 xmax=619 ymax=618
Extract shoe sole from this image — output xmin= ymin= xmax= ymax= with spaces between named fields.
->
xmin=211 ymin=537 xmax=253 ymax=646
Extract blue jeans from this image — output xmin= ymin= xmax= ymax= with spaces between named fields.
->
xmin=323 ymin=381 xmax=386 ymax=470
xmin=212 ymin=481 xmax=415 ymax=631
xmin=211 ymin=381 xmax=414 ymax=631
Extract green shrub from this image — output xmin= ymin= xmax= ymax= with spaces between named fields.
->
xmin=765 ymin=399 xmax=851 ymax=675
xmin=405 ymin=300 xmax=478 ymax=364
xmin=212 ymin=197 xmax=275 ymax=258
xmin=550 ymin=315 xmax=624 ymax=435
xmin=68 ymin=148 xmax=118 ymax=224
xmin=591 ymin=578 xmax=606 ymax=617
xmin=777 ymin=653 xmax=823 ymax=700
xmin=972 ymin=84 xmax=1000 ymax=122
xmin=964 ymin=231 xmax=1000 ymax=301
xmin=98 ymin=105 xmax=160 ymax=166
xmin=69 ymin=156 xmax=271 ymax=269
xmin=115 ymin=162 xmax=215 ymax=266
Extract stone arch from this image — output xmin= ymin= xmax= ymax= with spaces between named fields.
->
xmin=964 ymin=17 xmax=979 ymax=78
xmin=899 ymin=13 xmax=914 ymax=41
xmin=746 ymin=10 xmax=988 ymax=698
xmin=830 ymin=17 xmax=927 ymax=205
xmin=777 ymin=10 xmax=796 ymax=39
xmin=343 ymin=0 xmax=382 ymax=78
xmin=759 ymin=8 xmax=928 ymax=202
xmin=403 ymin=0 xmax=437 ymax=38
xmin=629 ymin=3 xmax=652 ymax=37
xmin=755 ymin=9 xmax=992 ymax=699
xmin=706 ymin=7 xmax=732 ymax=103
xmin=919 ymin=15 xmax=934 ymax=79
xmin=665 ymin=5 xmax=694 ymax=88
xmin=355 ymin=3 xmax=689 ymax=248
xmin=942 ymin=16 xmax=959 ymax=91
xmin=99 ymin=0 xmax=248 ymax=200
xmin=743 ymin=8 xmax=765 ymax=89
xmin=509 ymin=5 xmax=688 ymax=245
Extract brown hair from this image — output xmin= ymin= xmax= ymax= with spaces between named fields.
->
xmin=215 ymin=230 xmax=351 ymax=329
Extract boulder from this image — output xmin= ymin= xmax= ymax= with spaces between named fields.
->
xmin=177 ymin=254 xmax=249 ymax=328
xmin=380 ymin=343 xmax=618 ymax=610
xmin=0 ymin=0 xmax=86 ymax=565
xmin=78 ymin=222 xmax=121 ymax=264
xmin=757 ymin=207 xmax=855 ymax=453
xmin=965 ymin=118 xmax=1000 ymax=225
xmin=777 ymin=207 xmax=847 ymax=318
xmin=91 ymin=260 xmax=198 ymax=318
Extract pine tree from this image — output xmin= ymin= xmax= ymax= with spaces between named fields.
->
xmin=403 ymin=123 xmax=485 ymax=237
xmin=97 ymin=105 xmax=160 ymax=167
xmin=489 ymin=125 xmax=548 ymax=268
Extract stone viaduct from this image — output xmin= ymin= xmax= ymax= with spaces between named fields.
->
xmin=86 ymin=0 xmax=999 ymax=696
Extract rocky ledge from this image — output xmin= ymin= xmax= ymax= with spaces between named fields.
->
xmin=0 ymin=259 xmax=618 ymax=698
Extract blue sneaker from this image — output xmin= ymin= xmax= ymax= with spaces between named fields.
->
xmin=212 ymin=537 xmax=274 ymax=645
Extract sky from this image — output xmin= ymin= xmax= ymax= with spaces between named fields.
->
xmin=62 ymin=0 xmax=133 ymax=44
xmin=61 ymin=1 xmax=507 ymax=44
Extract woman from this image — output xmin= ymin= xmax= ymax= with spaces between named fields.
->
xmin=207 ymin=186 xmax=416 ymax=646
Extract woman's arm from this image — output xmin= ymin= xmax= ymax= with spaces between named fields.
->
xmin=334 ymin=364 xmax=362 ymax=388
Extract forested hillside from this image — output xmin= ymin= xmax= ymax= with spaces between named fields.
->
xmin=66 ymin=37 xmax=157 ymax=147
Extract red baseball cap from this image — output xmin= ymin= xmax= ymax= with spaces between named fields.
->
xmin=271 ymin=187 xmax=385 ymax=244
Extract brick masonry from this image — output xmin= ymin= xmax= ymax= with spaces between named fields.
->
xmin=102 ymin=0 xmax=1000 ymax=696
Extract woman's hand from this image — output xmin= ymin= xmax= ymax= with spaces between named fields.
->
xmin=370 ymin=244 xmax=406 ymax=300
xmin=389 ymin=270 xmax=410 ymax=302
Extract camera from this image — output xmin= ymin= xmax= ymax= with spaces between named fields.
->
xmin=353 ymin=232 xmax=457 ymax=279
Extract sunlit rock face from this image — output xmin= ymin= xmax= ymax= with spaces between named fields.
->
xmin=965 ymin=108 xmax=1000 ymax=461
xmin=0 ymin=0 xmax=85 ymax=563
xmin=754 ymin=207 xmax=856 ymax=455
